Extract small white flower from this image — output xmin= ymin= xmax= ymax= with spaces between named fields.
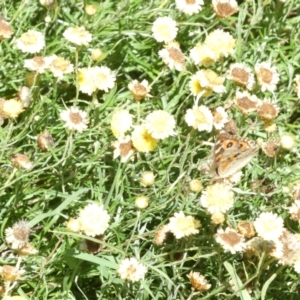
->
xmin=145 ymin=110 xmax=176 ymax=139
xmin=16 ymin=30 xmax=45 ymax=53
xmin=168 ymin=211 xmax=201 ymax=239
xmin=253 ymin=212 xmax=284 ymax=241
xmin=111 ymin=110 xmax=133 ymax=138
xmin=60 ymin=107 xmax=89 ymax=133
xmin=152 ymin=17 xmax=178 ymax=43
xmin=212 ymin=106 xmax=229 ymax=130
xmin=255 ymin=62 xmax=279 ymax=92
xmin=158 ymin=43 xmax=185 ymax=71
xmin=78 ymin=203 xmax=110 ymax=237
xmin=112 ymin=135 xmax=135 ymax=162
xmin=226 ymin=62 xmax=255 ymax=90
xmin=214 ymin=227 xmax=245 ymax=254
xmin=175 ymin=0 xmax=204 ymax=15
xmin=117 ymin=258 xmax=147 ymax=282
xmin=185 ymin=105 xmax=213 ymax=132
xmin=24 ymin=56 xmax=54 ymax=73
xmin=63 ymin=26 xmax=92 ymax=46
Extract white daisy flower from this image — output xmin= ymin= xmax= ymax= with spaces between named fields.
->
xmin=226 ymin=62 xmax=255 ymax=90
xmin=117 ymin=258 xmax=147 ymax=282
xmin=16 ymin=30 xmax=45 ymax=53
xmin=255 ymin=62 xmax=279 ymax=92
xmin=152 ymin=17 xmax=178 ymax=43
xmin=185 ymin=105 xmax=213 ymax=132
xmin=253 ymin=212 xmax=284 ymax=241
xmin=212 ymin=106 xmax=229 ymax=130
xmin=92 ymin=66 xmax=116 ymax=92
xmin=158 ymin=42 xmax=185 ymax=71
xmin=175 ymin=0 xmax=204 ymax=15
xmin=60 ymin=107 xmax=89 ymax=133
xmin=63 ymin=26 xmax=92 ymax=46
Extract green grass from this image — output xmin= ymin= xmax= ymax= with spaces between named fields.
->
xmin=1 ymin=0 xmax=300 ymax=299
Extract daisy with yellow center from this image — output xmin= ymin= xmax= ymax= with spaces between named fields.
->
xmin=63 ymin=26 xmax=92 ymax=46
xmin=117 ymin=258 xmax=147 ymax=282
xmin=226 ymin=62 xmax=255 ymax=90
xmin=0 ymin=19 xmax=13 ymax=40
xmin=111 ymin=109 xmax=133 ymax=138
xmin=214 ymin=227 xmax=245 ymax=254
xmin=168 ymin=211 xmax=201 ymax=239
xmin=78 ymin=203 xmax=110 ymax=237
xmin=145 ymin=110 xmax=176 ymax=139
xmin=189 ymin=179 xmax=203 ymax=193
xmin=190 ymin=70 xmax=226 ymax=96
xmin=131 ymin=125 xmax=158 ymax=152
xmin=187 ymin=271 xmax=211 ymax=291
xmin=185 ymin=105 xmax=213 ymax=132
xmin=204 ymin=29 xmax=236 ymax=59
xmin=190 ymin=43 xmax=216 ymax=67
xmin=255 ymin=62 xmax=279 ymax=92
xmin=48 ymin=55 xmax=74 ymax=79
xmin=1 ymin=99 xmax=24 ymax=119
xmin=212 ymin=106 xmax=229 ymax=130
xmin=200 ymin=183 xmax=234 ymax=214
xmin=60 ymin=107 xmax=89 ymax=133
xmin=212 ymin=0 xmax=239 ymax=18
xmin=152 ymin=16 xmax=178 ymax=43
xmin=128 ymin=79 xmax=151 ymax=101
xmin=112 ymin=135 xmax=135 ymax=162
xmin=78 ymin=67 xmax=97 ymax=95
xmin=253 ymin=212 xmax=284 ymax=241
xmin=16 ymin=30 xmax=45 ymax=53
xmin=158 ymin=42 xmax=186 ymax=71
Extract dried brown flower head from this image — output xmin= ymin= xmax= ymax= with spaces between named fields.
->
xmin=0 ymin=265 xmax=24 ymax=282
xmin=5 ymin=220 xmax=31 ymax=249
xmin=153 ymin=225 xmax=170 ymax=246
xmin=37 ymin=131 xmax=55 ymax=151
xmin=187 ymin=271 xmax=211 ymax=291
xmin=227 ymin=63 xmax=254 ymax=90
xmin=222 ymin=118 xmax=238 ymax=135
xmin=237 ymin=221 xmax=256 ymax=238
xmin=261 ymin=141 xmax=279 ymax=158
xmin=0 ymin=19 xmax=13 ymax=40
xmin=10 ymin=153 xmax=33 ymax=170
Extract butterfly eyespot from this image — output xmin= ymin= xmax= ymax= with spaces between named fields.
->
xmin=227 ymin=142 xmax=233 ymax=148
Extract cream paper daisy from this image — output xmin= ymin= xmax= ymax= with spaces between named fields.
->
xmin=158 ymin=42 xmax=185 ymax=71
xmin=92 ymin=66 xmax=116 ymax=92
xmin=78 ymin=203 xmax=110 ymax=237
xmin=128 ymin=79 xmax=151 ymax=101
xmin=16 ymin=30 xmax=45 ymax=53
xmin=78 ymin=67 xmax=96 ymax=95
xmin=187 ymin=271 xmax=211 ymax=291
xmin=152 ymin=17 xmax=178 ymax=43
xmin=204 ymin=29 xmax=236 ymax=59
xmin=144 ymin=110 xmax=176 ymax=139
xmin=168 ymin=211 xmax=201 ymax=239
xmin=112 ymin=135 xmax=135 ymax=162
xmin=117 ymin=257 xmax=147 ymax=282
xmin=60 ymin=107 xmax=89 ymax=133
xmin=212 ymin=106 xmax=229 ymax=130
xmin=212 ymin=0 xmax=239 ymax=18
xmin=110 ymin=109 xmax=133 ymax=138
xmin=5 ymin=220 xmax=31 ymax=249
xmin=226 ymin=62 xmax=255 ymax=90
xmin=0 ymin=19 xmax=13 ymax=40
xmin=190 ymin=70 xmax=226 ymax=96
xmin=200 ymin=183 xmax=234 ymax=214
xmin=255 ymin=62 xmax=279 ymax=92
xmin=175 ymin=0 xmax=204 ymax=15
xmin=63 ymin=26 xmax=92 ymax=46
xmin=288 ymin=200 xmax=300 ymax=222
xmin=185 ymin=105 xmax=213 ymax=132
xmin=190 ymin=44 xmax=217 ymax=67
xmin=253 ymin=212 xmax=284 ymax=241
xmin=48 ymin=55 xmax=74 ymax=79
xmin=214 ymin=227 xmax=245 ymax=254
xmin=24 ymin=56 xmax=54 ymax=73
